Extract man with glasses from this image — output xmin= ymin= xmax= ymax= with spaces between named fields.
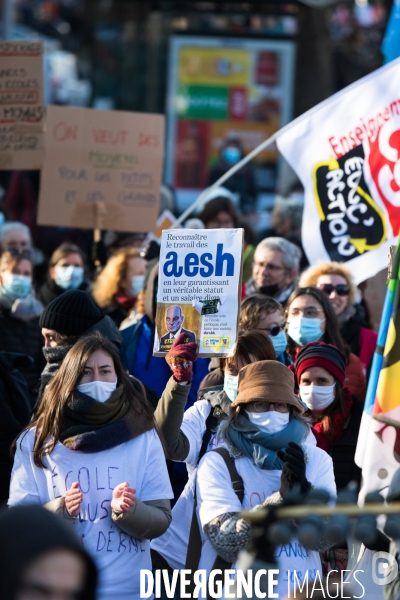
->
xmin=158 ymin=305 xmax=196 ymax=352
xmin=245 ymin=236 xmax=302 ymax=307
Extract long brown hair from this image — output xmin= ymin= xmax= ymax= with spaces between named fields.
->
xmin=24 ymin=333 xmax=155 ymax=467
xmin=222 ymin=329 xmax=276 ymax=372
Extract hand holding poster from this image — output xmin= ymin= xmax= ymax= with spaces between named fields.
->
xmin=38 ymin=105 xmax=164 ymax=232
xmin=154 ymin=228 xmax=244 ymax=357
xmin=0 ymin=41 xmax=44 ymax=170
xmin=276 ymin=56 xmax=400 ymax=285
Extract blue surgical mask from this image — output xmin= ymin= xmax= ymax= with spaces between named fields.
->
xmin=54 ymin=266 xmax=84 ymax=290
xmin=224 ymin=373 xmax=238 ymax=402
xmin=131 ymin=275 xmax=145 ymax=296
xmin=222 ymin=146 xmax=242 ymax=164
xmin=2 ymin=273 xmax=32 ymax=298
xmin=287 ymin=316 xmax=325 ymax=346
xmin=269 ymin=329 xmax=287 ymax=357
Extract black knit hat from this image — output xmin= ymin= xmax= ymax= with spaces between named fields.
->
xmin=39 ymin=290 xmax=103 ymax=336
xmin=0 ymin=505 xmax=97 ymax=600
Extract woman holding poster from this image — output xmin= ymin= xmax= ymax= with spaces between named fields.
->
xmin=9 ymin=333 xmax=173 ymax=600
xmin=151 ymin=330 xmax=276 ymax=576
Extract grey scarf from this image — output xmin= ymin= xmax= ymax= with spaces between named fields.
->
xmin=41 ymin=345 xmax=72 ymax=386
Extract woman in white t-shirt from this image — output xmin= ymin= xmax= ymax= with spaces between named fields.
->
xmin=151 ymin=330 xmax=276 ymax=574
xmin=9 ymin=333 xmax=173 ymax=600
xmin=196 ymin=360 xmax=336 ymax=599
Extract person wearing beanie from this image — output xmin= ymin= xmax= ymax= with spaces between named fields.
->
xmin=295 ymin=342 xmax=364 ymax=579
xmin=195 ymin=360 xmax=336 ymax=599
xmin=0 ymin=504 xmax=97 ymax=600
xmin=38 ymin=289 xmax=125 ymax=402
xmin=295 ymin=341 xmax=363 ymax=491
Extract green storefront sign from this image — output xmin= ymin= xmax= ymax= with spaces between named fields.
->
xmin=177 ymin=85 xmax=228 ymax=119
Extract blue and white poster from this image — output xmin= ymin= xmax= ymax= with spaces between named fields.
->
xmin=154 ymin=228 xmax=244 ymax=357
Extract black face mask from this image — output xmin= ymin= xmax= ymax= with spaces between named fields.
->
xmin=258 ymin=283 xmax=280 ymax=297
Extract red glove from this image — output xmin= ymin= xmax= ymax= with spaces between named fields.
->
xmin=165 ymin=333 xmax=197 ymax=383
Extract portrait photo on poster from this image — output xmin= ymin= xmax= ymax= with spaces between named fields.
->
xmin=155 ymin=304 xmax=200 ymax=352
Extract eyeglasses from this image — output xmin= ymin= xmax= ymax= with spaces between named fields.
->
xmin=4 ymin=247 xmax=32 ymax=259
xmin=288 ymin=307 xmax=325 ymax=319
xmin=247 ymin=400 xmax=289 ymax=413
xmin=259 ymin=323 xmax=286 ymax=337
xmin=254 ymin=261 xmax=286 ymax=273
xmin=318 ymin=283 xmax=350 ymax=297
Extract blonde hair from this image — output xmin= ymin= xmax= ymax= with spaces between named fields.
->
xmin=92 ymin=247 xmax=142 ymax=307
xmin=298 ymin=261 xmax=356 ymax=305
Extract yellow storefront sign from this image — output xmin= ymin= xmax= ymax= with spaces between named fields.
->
xmin=179 ymin=47 xmax=249 ymax=86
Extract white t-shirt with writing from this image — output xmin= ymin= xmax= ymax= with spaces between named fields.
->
xmin=151 ymin=399 xmax=318 ymax=571
xmin=151 ymin=399 xmax=224 ymax=569
xmin=9 ymin=428 xmax=173 ymax=600
xmin=196 ymin=443 xmax=336 ymax=600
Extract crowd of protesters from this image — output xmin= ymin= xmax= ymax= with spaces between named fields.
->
xmin=0 ymin=188 xmax=396 ymax=600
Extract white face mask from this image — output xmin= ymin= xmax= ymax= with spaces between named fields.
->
xmin=299 ymin=383 xmax=336 ymax=411
xmin=77 ymin=379 xmax=118 ymax=403
xmin=224 ymin=373 xmax=238 ymax=402
xmin=245 ymin=410 xmax=290 ymax=434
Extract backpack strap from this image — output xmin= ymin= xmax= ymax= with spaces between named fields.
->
xmin=185 ymin=447 xmax=244 ymax=597
xmin=206 ymin=448 xmax=244 ymax=599
xmin=212 ymin=447 xmax=244 ymax=502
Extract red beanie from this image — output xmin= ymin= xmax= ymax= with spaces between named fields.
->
xmin=295 ymin=342 xmax=346 ymax=386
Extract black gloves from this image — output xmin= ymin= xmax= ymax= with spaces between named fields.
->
xmin=278 ymin=442 xmax=311 ymax=496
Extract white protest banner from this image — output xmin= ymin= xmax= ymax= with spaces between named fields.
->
xmin=37 ymin=105 xmax=164 ymax=232
xmin=276 ymin=56 xmax=400 ymax=285
xmin=153 ymin=228 xmax=244 ymax=357
xmin=0 ymin=41 xmax=44 ymax=170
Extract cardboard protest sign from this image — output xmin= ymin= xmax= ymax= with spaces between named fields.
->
xmin=37 ymin=105 xmax=164 ymax=232
xmin=0 ymin=41 xmax=44 ymax=170
xmin=154 ymin=209 xmax=181 ymax=238
xmin=276 ymin=56 xmax=400 ymax=285
xmin=154 ymin=228 xmax=244 ymax=357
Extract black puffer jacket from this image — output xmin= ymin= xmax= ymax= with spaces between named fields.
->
xmin=38 ymin=278 xmax=90 ymax=307
xmin=0 ymin=352 xmax=33 ymax=502
xmin=329 ymin=395 xmax=363 ymax=491
xmin=0 ymin=308 xmax=45 ymax=401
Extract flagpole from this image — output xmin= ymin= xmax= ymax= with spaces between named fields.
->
xmin=169 ymin=131 xmax=280 ymax=228
xmin=355 ymin=237 xmax=400 ymax=468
